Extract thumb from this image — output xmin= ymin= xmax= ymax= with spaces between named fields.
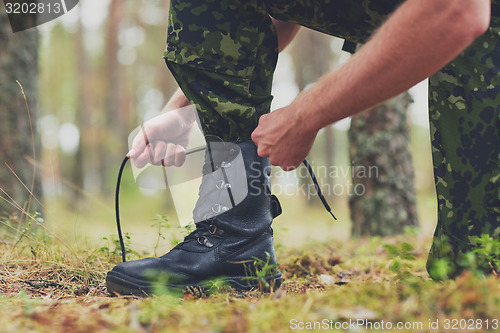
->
xmin=128 ymin=126 xmax=150 ymax=158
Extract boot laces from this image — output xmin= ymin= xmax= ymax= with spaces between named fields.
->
xmin=180 ymin=219 xmax=224 ymax=248
xmin=114 ymin=156 xmax=336 ymax=262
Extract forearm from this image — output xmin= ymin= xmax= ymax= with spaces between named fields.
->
xmin=271 ymin=17 xmax=301 ymax=52
xmin=296 ymin=0 xmax=490 ymax=132
xmin=164 ymin=87 xmax=191 ymax=111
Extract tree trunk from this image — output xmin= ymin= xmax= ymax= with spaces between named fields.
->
xmin=74 ymin=9 xmax=91 ymax=206
xmin=102 ymin=0 xmax=124 ymax=186
xmin=349 ymin=92 xmax=419 ymax=236
xmin=0 ymin=12 xmax=41 ymax=220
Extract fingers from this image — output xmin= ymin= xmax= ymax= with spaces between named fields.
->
xmin=163 ymin=142 xmax=176 ymax=166
xmin=153 ymin=141 xmax=168 ymax=165
xmin=256 ymin=145 xmax=269 ymax=158
xmin=253 ymin=121 xmax=295 ymax=170
xmin=252 ymin=124 xmax=269 ymax=158
xmin=174 ymin=145 xmax=186 ymax=167
xmin=282 ymin=163 xmax=300 ymax=171
xmin=131 ymin=141 xmax=186 ymax=168
xmin=132 ymin=143 xmax=154 ymax=168
xmin=269 ymin=157 xmax=300 ymax=172
xmin=251 ymin=114 xmax=266 ymax=141
xmin=250 ymin=127 xmax=259 ymax=144
xmin=128 ymin=110 xmax=193 ymax=163
xmin=128 ymin=136 xmax=146 ymax=159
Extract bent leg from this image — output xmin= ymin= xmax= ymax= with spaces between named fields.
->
xmin=165 ymin=0 xmax=278 ymax=141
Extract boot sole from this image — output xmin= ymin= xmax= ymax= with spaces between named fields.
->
xmin=106 ymin=270 xmax=283 ymax=297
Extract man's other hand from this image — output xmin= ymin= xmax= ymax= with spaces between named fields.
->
xmin=252 ymin=105 xmax=317 ymax=171
xmin=128 ymin=105 xmax=195 ymax=168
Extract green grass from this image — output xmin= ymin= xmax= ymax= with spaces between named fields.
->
xmin=0 ymin=189 xmax=496 ymax=333
xmin=0 ymin=220 xmax=499 ymax=333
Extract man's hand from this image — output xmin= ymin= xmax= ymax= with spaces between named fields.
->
xmin=251 ymin=19 xmax=305 ymax=171
xmin=128 ymin=105 xmax=195 ymax=168
xmin=252 ymin=105 xmax=317 ymax=171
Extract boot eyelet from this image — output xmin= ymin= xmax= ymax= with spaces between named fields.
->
xmin=216 ymin=180 xmax=225 ymax=189
xmin=212 ymin=204 xmax=229 ymax=213
xmin=221 ymin=161 xmax=231 ymax=168
xmin=197 ymin=236 xmax=214 ymax=248
xmin=224 ymin=183 xmax=232 ymax=189
xmin=212 ymin=204 xmax=221 ymax=213
xmin=208 ymin=225 xmax=217 ymax=234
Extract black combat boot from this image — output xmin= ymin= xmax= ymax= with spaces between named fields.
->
xmin=106 ymin=139 xmax=282 ymax=296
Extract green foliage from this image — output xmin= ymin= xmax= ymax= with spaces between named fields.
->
xmin=144 ymin=270 xmax=183 ymax=300
xmin=471 ymin=234 xmax=500 ymax=274
xmin=429 ymin=234 xmax=500 ymax=280
xmin=383 ymin=242 xmax=416 ymax=278
xmin=242 ymin=252 xmax=280 ymax=293
xmin=0 ymin=211 xmax=46 ymax=246
xmin=1 ymin=232 xmax=500 ymax=332
xmin=100 ymin=232 xmax=135 ymax=260
xmin=151 ymin=214 xmax=172 ymax=256
xmin=151 ymin=214 xmax=195 ymax=251
xmin=180 ymin=222 xmax=195 ymax=236
xmin=384 ymin=242 xmax=416 ymax=261
xmin=429 ymin=258 xmax=454 ymax=281
xmin=202 ymin=277 xmax=233 ymax=296
xmin=382 ymin=241 xmax=426 ymax=295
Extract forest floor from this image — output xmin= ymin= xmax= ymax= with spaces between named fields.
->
xmin=0 ymin=224 xmax=499 ymax=333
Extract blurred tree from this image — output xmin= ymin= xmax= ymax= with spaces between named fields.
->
xmin=0 ymin=11 xmax=41 ymax=219
xmin=74 ymin=9 xmax=91 ymax=205
xmin=290 ymin=29 xmax=339 ymax=204
xmin=349 ymin=92 xmax=419 ymax=236
xmin=100 ymin=0 xmax=125 ymax=194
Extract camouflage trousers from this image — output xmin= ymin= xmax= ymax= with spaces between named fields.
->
xmin=164 ymin=0 xmax=500 ymax=278
xmin=427 ymin=11 xmax=500 ymax=278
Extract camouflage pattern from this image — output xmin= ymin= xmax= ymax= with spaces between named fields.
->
xmin=265 ymin=0 xmax=402 ymax=44
xmin=165 ymin=0 xmax=277 ymax=141
xmin=164 ymin=0 xmax=402 ymax=141
xmin=164 ymin=0 xmax=500 ymax=277
xmin=426 ymin=10 xmax=500 ymax=278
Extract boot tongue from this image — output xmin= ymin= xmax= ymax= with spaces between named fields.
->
xmin=202 ymin=139 xmax=239 ymax=174
xmin=192 ymin=140 xmax=247 ymax=223
xmin=193 ymin=140 xmax=275 ymax=236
